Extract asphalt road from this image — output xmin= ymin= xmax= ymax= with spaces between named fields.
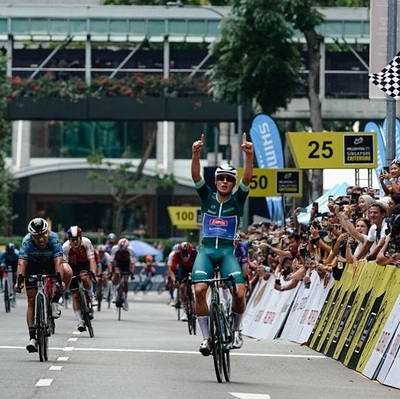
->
xmin=0 ymin=291 xmax=398 ymax=399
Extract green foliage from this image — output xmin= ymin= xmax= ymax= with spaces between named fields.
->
xmin=209 ymin=0 xmax=304 ymax=114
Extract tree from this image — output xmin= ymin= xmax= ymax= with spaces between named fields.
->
xmin=87 ymin=121 xmax=176 ymax=235
xmin=0 ymin=53 xmax=19 ymax=235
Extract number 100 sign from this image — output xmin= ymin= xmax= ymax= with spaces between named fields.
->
xmin=286 ymin=132 xmax=377 ymax=169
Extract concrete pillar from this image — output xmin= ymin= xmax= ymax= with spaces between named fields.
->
xmin=12 ymin=120 xmax=31 ymax=170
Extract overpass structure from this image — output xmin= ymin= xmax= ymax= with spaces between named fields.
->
xmin=1 ymin=5 xmax=386 ymax=120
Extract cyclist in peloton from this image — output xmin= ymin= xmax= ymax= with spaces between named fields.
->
xmin=105 ymin=233 xmax=118 ymax=254
xmin=191 ymin=133 xmax=254 ymax=356
xmin=62 ymin=226 xmax=98 ymax=332
xmin=168 ymin=242 xmax=198 ymax=322
xmin=96 ymin=245 xmax=112 ymax=301
xmin=15 ymin=218 xmax=73 ymax=353
xmin=0 ymin=243 xmax=19 ymax=305
xmin=109 ymin=238 xmax=136 ymax=310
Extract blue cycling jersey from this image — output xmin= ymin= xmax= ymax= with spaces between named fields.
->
xmin=19 ymin=231 xmax=63 ymax=264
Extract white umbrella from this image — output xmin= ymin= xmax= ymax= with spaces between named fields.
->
xmin=129 ymin=240 xmax=162 ymax=257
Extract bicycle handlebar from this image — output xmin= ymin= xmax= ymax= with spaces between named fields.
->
xmin=193 ymin=274 xmax=237 ymax=296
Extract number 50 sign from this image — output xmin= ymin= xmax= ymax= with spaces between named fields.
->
xmin=286 ymin=132 xmax=377 ymax=169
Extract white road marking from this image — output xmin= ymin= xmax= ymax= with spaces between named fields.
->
xmin=35 ymin=379 xmax=53 ymax=387
xmin=63 ymin=346 xmax=74 ymax=351
xmin=230 ymin=394 xmax=271 ymax=399
xmin=57 ymin=356 xmax=69 ymax=361
xmin=0 ymin=345 xmax=326 ymax=358
xmin=68 ymin=338 xmax=78 ymax=342
xmin=72 ymin=331 xmax=81 ymax=335
xmin=49 ymin=366 xmax=63 ymax=371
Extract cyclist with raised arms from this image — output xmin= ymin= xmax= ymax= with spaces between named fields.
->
xmin=62 ymin=225 xmax=97 ymax=332
xmin=191 ymin=133 xmax=254 ymax=356
xmin=15 ymin=218 xmax=73 ymax=353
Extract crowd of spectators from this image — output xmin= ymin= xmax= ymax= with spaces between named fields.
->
xmin=240 ymin=159 xmax=400 ymax=299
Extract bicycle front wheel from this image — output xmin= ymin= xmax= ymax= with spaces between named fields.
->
xmin=210 ymin=302 xmax=223 ymax=383
xmin=4 ymin=278 xmax=11 ymax=313
xmin=187 ymin=294 xmax=196 ymax=335
xmin=36 ymin=296 xmax=48 ymax=362
xmin=221 ymin=310 xmax=231 ymax=382
xmin=79 ymin=289 xmax=94 ymax=338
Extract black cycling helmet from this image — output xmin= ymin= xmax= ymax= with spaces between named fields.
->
xmin=5 ymin=243 xmax=15 ymax=252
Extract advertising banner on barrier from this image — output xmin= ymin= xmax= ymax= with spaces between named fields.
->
xmin=243 ymin=277 xmax=299 ymax=340
xmin=362 ymin=294 xmax=400 ymax=380
xmin=289 ymin=273 xmax=333 ymax=344
xmin=380 ymin=324 xmax=400 ymax=388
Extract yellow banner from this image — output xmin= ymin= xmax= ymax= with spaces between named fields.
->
xmin=286 ymin=132 xmax=377 ymax=169
xmin=237 ymin=168 xmax=303 ymax=197
xmin=167 ymin=206 xmax=201 ymax=229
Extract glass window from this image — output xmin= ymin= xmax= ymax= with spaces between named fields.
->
xmin=31 ymin=120 xmax=155 ymax=159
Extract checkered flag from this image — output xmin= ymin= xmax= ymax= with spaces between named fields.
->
xmin=369 ymin=51 xmax=400 ymax=100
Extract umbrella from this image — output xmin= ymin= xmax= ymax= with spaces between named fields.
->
xmin=129 ymin=240 xmax=162 ymax=257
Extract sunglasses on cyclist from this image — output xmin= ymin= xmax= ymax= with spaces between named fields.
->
xmin=216 ymin=174 xmax=236 ymax=183
xmin=31 ymin=232 xmax=49 ymax=241
xmin=69 ymin=237 xmax=80 ymax=242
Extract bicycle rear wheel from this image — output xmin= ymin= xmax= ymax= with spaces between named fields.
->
xmin=4 ymin=278 xmax=11 ymax=313
xmin=96 ymin=288 xmax=102 ymax=312
xmin=210 ymin=302 xmax=223 ymax=383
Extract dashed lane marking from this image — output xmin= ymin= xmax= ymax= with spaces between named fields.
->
xmin=68 ymin=338 xmax=78 ymax=342
xmin=57 ymin=356 xmax=69 ymax=361
xmin=35 ymin=379 xmax=53 ymax=387
xmin=49 ymin=366 xmax=63 ymax=371
xmin=230 ymin=394 xmax=271 ymax=399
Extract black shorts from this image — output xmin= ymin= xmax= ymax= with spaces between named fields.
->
xmin=177 ymin=267 xmax=192 ymax=283
xmin=114 ymin=261 xmax=130 ymax=275
xmin=25 ymin=259 xmax=56 ymax=290
xmin=69 ymin=262 xmax=90 ymax=291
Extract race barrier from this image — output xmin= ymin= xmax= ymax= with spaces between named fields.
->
xmin=242 ymin=263 xmax=400 ymax=389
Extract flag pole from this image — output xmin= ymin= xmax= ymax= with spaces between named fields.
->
xmin=386 ymin=0 xmax=397 ymax=165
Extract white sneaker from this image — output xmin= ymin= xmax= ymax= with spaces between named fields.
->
xmin=26 ymin=338 xmax=37 ymax=353
xmin=230 ymin=331 xmax=243 ymax=349
xmin=51 ymin=302 xmax=61 ymax=319
xmin=181 ymin=312 xmax=188 ymax=322
xmin=123 ymin=299 xmax=129 ymax=311
xmin=91 ymin=295 xmax=98 ymax=306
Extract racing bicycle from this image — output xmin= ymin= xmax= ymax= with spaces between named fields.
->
xmin=72 ymin=271 xmax=95 ymax=337
xmin=19 ymin=273 xmax=61 ymax=362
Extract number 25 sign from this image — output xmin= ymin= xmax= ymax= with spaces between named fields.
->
xmin=286 ymin=132 xmax=377 ymax=169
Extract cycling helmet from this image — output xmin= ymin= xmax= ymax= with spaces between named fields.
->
xmin=118 ymin=238 xmax=129 ymax=249
xmin=67 ymin=225 xmax=82 ymax=238
xmin=107 ymin=233 xmax=117 ymax=241
xmin=28 ymin=218 xmax=49 ymax=236
xmin=98 ymin=245 xmax=106 ymax=252
xmin=214 ymin=164 xmax=238 ymax=180
xmin=6 ymin=243 xmax=15 ymax=252
xmin=178 ymin=242 xmax=193 ymax=257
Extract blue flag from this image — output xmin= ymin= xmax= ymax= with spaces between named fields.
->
xmin=249 ymin=114 xmax=284 ymax=222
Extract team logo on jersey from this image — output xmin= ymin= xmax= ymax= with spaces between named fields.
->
xmin=209 ymin=218 xmax=228 ymax=227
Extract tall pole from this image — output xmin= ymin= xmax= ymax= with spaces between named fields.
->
xmin=386 ymin=0 xmax=397 ymax=166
